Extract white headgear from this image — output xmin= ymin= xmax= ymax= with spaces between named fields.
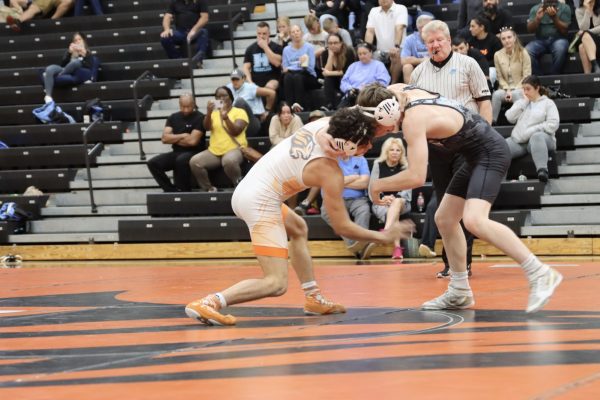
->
xmin=359 ymin=97 xmax=402 ymax=127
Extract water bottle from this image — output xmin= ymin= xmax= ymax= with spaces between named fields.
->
xmin=417 ymin=192 xmax=425 ymax=213
xmin=349 ymin=12 xmax=356 ymax=30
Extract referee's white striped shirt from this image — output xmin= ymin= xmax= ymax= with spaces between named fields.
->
xmin=409 ymin=52 xmax=490 ymax=114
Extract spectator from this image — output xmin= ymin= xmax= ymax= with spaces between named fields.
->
xmin=468 ymin=16 xmax=502 ymax=64
xmin=275 ymin=15 xmax=292 ymax=47
xmin=369 ymin=137 xmax=412 ymax=260
xmin=189 ymin=86 xmax=249 ymax=192
xmin=479 ymin=0 xmax=513 ymax=36
xmin=281 ymin=24 xmax=321 ymax=112
xmin=526 ymin=0 xmax=571 ymax=75
xmin=321 ymin=154 xmax=375 ymax=260
xmin=451 ymin=35 xmax=492 ymax=91
xmin=492 ymin=27 xmax=531 ymax=124
xmin=365 ymin=0 xmax=408 ymax=84
xmin=457 ymin=0 xmax=483 ymax=33
xmin=147 ymin=94 xmax=205 ymax=192
xmin=505 ymin=74 xmax=559 ymax=183
xmin=576 ymin=0 xmax=600 ymax=73
xmin=227 ymin=68 xmax=275 ymax=137
xmin=42 ymin=32 xmax=94 ymax=104
xmin=73 ymin=0 xmax=103 ymax=15
xmin=321 ymin=32 xmax=356 ymax=109
xmin=242 ymin=21 xmax=283 ymax=106
xmin=411 ymin=20 xmax=492 ymax=277
xmin=6 ymin=0 xmax=74 ymax=32
xmin=304 ymin=14 xmax=328 ymax=60
xmin=160 ymin=0 xmax=209 ymax=68
xmin=401 ymin=13 xmax=434 ymax=84
xmin=269 ymin=101 xmax=304 ymax=147
xmin=322 ymin=16 xmax=353 ymax=47
xmin=309 ymin=0 xmax=347 ymax=27
xmin=339 ymin=42 xmax=390 ymax=107
xmin=419 ymin=191 xmax=439 ymax=260
xmin=468 ymin=16 xmax=502 ymax=84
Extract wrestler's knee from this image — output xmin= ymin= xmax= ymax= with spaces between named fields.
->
xmin=462 ymin=212 xmax=486 ymax=238
xmin=265 ymin=275 xmax=288 ymax=297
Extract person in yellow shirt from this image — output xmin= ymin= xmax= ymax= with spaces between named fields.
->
xmin=189 ymin=86 xmax=249 ymax=191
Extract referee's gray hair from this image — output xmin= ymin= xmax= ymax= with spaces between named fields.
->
xmin=422 ymin=20 xmax=450 ymax=40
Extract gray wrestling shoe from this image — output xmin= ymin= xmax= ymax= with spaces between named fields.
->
xmin=526 ymin=267 xmax=563 ymax=313
xmin=422 ymin=286 xmax=475 ymax=310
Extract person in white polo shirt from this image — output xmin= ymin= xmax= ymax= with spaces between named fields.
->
xmin=365 ymin=0 xmax=408 ymax=84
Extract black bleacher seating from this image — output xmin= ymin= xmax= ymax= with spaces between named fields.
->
xmin=507 ymin=153 xmax=560 ymax=180
xmin=246 ymin=137 xmax=272 ymax=155
xmin=539 ymin=74 xmax=600 ymax=98
xmin=0 ymin=221 xmax=26 ymax=243
xmin=0 ymin=169 xmax=77 ymax=193
xmin=495 ymin=123 xmax=577 ymax=150
xmin=147 ymin=192 xmax=234 ymax=216
xmin=119 ymin=215 xmax=336 ymax=242
xmin=0 ymin=95 xmax=153 ymax=125
xmin=0 ymin=195 xmax=49 ymax=219
xmin=422 ymin=0 xmax=539 ymax=23
xmin=0 ymin=79 xmax=171 ymax=106
xmin=0 ymin=43 xmax=167 ymax=69
xmin=1 ymin=122 xmax=122 ymax=146
xmin=0 ymin=60 xmax=188 ymax=87
xmin=0 ymin=144 xmax=102 ymax=169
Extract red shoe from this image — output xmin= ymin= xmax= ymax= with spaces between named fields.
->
xmin=306 ymin=207 xmax=320 ymax=215
xmin=6 ymin=15 xmax=22 ymax=33
xmin=392 ymin=246 xmax=403 ymax=260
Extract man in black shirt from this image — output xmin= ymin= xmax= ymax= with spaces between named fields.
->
xmin=242 ymin=21 xmax=283 ymax=110
xmin=160 ymin=0 xmax=209 ymax=67
xmin=480 ymin=0 xmax=512 ymax=36
xmin=147 ymin=94 xmax=205 ymax=192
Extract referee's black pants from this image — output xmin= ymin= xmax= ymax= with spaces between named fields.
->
xmin=147 ymin=151 xmax=196 ymax=192
xmin=428 ymin=144 xmax=474 ymax=268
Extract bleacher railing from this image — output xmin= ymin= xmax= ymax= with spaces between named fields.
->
xmin=82 ymin=118 xmax=104 ymax=214
xmin=132 ymin=70 xmax=153 ymax=161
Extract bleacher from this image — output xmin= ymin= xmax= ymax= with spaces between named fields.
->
xmin=1 ymin=0 xmax=599 ymax=256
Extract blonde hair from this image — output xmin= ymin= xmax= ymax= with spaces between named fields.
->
xmin=422 ymin=20 xmax=450 ymax=40
xmin=500 ymin=27 xmax=526 ymax=64
xmin=304 ymin=14 xmax=320 ymax=32
xmin=277 ymin=15 xmax=291 ymax=28
xmin=376 ymin=137 xmax=408 ymax=169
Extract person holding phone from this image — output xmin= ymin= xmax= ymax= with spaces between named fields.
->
xmin=41 ymin=32 xmax=94 ymax=104
xmin=189 ymin=86 xmax=249 ymax=192
xmin=525 ymin=0 xmax=572 ymax=75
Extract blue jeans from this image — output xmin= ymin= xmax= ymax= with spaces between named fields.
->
xmin=161 ymin=28 xmax=209 ymax=61
xmin=525 ymin=37 xmax=568 ymax=75
xmin=44 ymin=59 xmax=83 ymax=96
xmin=74 ymin=0 xmax=104 ymax=15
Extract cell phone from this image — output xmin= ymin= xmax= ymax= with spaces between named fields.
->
xmin=213 ymin=99 xmax=223 ymax=109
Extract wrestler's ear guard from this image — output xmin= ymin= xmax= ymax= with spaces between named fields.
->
xmin=334 ymin=138 xmax=358 ymax=156
xmin=360 ymin=97 xmax=402 ymax=127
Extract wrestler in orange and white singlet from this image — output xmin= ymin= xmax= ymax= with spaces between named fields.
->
xmin=185 ymin=107 xmax=413 ymax=326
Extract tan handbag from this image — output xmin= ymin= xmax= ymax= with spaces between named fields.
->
xmin=229 ymin=133 xmax=263 ymax=163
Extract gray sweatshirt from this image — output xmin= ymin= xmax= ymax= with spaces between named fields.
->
xmin=505 ymin=95 xmax=560 ymax=144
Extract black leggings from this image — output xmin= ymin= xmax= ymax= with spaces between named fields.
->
xmin=283 ymin=70 xmax=320 ymax=110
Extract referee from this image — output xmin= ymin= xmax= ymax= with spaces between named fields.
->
xmin=410 ymin=20 xmax=493 ymax=278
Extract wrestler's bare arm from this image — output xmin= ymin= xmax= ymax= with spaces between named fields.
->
xmin=304 ymin=159 xmax=409 ymax=244
xmin=370 ymin=111 xmax=429 ymax=203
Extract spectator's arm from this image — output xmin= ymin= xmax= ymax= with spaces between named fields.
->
xmin=394 ymin=24 xmax=405 ymax=48
xmin=177 ymin=129 xmax=205 ymax=147
xmin=263 ymin=42 xmax=282 ymax=67
xmin=345 ymin=174 xmax=370 ymax=190
xmin=162 ymin=13 xmax=173 ymax=32
xmin=269 ymin=116 xmax=282 ymax=146
xmin=242 ymin=62 xmax=253 ymax=83
xmin=161 ymin=125 xmax=184 ymax=144
xmin=494 ymin=53 xmax=509 ymax=90
xmin=505 ymin=98 xmax=527 ymax=124
xmin=340 ymin=64 xmax=354 ymax=93
xmin=365 ymin=27 xmax=375 ymax=45
xmin=551 ymin=8 xmax=570 ymax=36
xmin=192 ymin=12 xmax=209 ymax=31
xmin=527 ymin=5 xmax=544 ymax=33
xmin=522 ymin=51 xmax=532 ymax=80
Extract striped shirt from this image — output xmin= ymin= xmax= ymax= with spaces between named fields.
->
xmin=409 ymin=51 xmax=490 ymax=114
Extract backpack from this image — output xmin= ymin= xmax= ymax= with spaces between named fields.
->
xmin=32 ymin=101 xmax=76 ymax=124
xmin=0 ymin=202 xmax=29 ymax=222
xmin=84 ymin=98 xmax=110 ymax=122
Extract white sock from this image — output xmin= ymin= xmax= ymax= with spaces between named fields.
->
xmin=214 ymin=292 xmax=227 ymax=308
xmin=301 ymin=280 xmax=319 ymax=296
xmin=450 ymin=271 xmax=471 ymax=291
xmin=521 ymin=254 xmax=549 ymax=280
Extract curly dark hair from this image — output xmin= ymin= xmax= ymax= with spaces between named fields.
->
xmin=327 ymin=107 xmax=375 ymax=146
